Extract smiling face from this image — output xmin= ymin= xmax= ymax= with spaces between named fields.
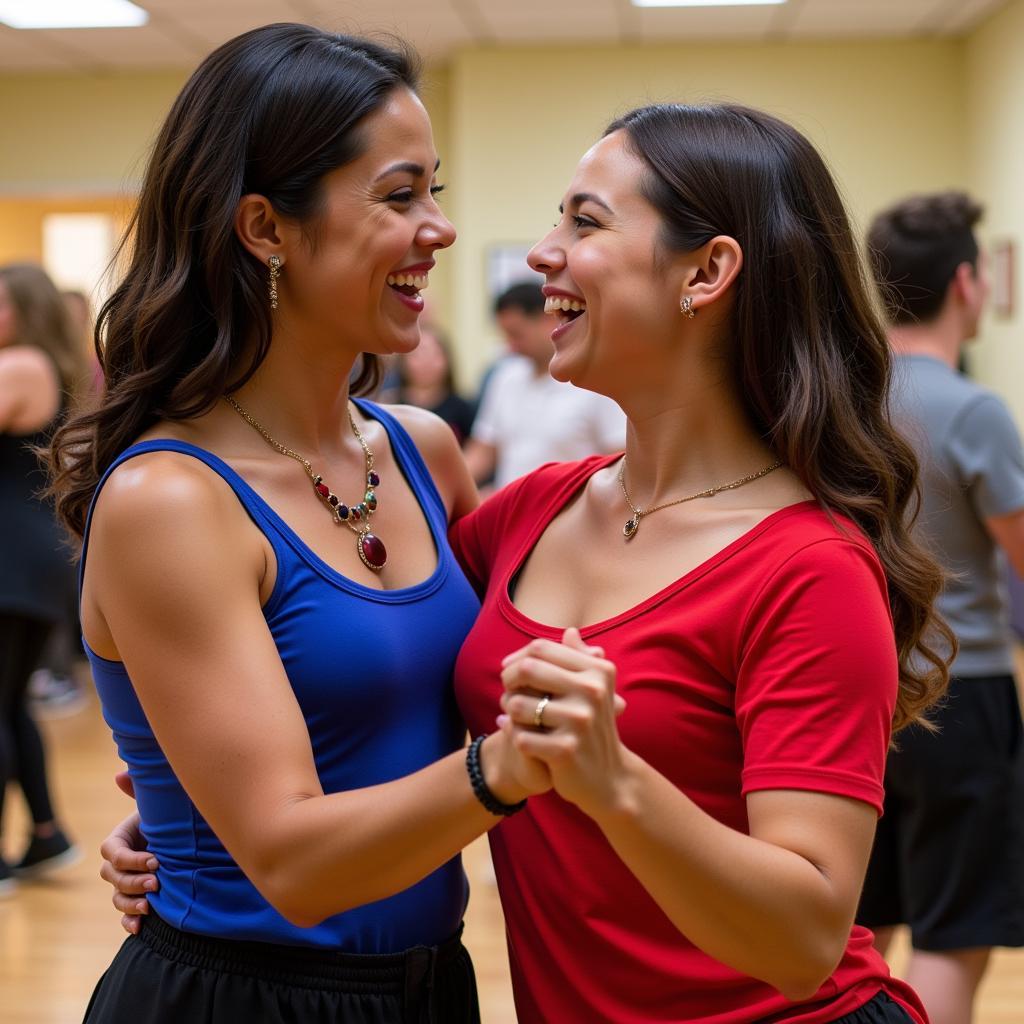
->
xmin=527 ymin=131 xmax=687 ymax=394
xmin=277 ymin=87 xmax=455 ymax=359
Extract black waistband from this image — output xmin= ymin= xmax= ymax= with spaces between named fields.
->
xmin=137 ymin=910 xmax=466 ymax=996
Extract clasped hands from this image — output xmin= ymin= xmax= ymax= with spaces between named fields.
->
xmin=494 ymin=626 xmax=630 ymax=816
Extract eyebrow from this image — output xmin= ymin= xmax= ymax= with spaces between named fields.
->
xmin=374 ymin=159 xmax=442 ymax=182
xmin=558 ymin=192 xmax=614 ymax=215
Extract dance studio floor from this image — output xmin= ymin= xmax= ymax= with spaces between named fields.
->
xmin=3 ymin=654 xmax=1023 ymax=1023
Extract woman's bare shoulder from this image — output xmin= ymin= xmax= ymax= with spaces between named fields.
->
xmin=89 ymin=449 xmax=260 ymax=571
xmin=385 ymin=403 xmax=479 ymax=520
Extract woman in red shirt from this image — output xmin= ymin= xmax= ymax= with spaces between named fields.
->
xmin=105 ymin=102 xmax=949 ymax=1023
xmin=450 ymin=103 xmax=950 ymax=1023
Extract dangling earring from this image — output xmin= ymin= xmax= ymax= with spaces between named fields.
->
xmin=680 ymin=295 xmax=696 ymax=319
xmin=268 ymin=255 xmax=282 ymax=310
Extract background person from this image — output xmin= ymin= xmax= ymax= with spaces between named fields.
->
xmin=464 ymin=281 xmax=625 ymax=489
xmin=28 ymin=289 xmax=98 ymax=717
xmin=856 ymin=191 xmax=1024 ymax=1024
xmin=0 ymin=262 xmax=85 ymax=892
xmin=395 ymin=322 xmax=476 ymax=444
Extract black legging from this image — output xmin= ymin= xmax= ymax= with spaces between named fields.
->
xmin=0 ymin=613 xmax=57 ymax=836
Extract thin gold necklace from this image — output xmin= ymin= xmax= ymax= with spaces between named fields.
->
xmin=224 ymin=396 xmax=387 ymax=572
xmin=617 ymin=457 xmax=784 ymax=540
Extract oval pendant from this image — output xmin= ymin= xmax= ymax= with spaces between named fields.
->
xmin=358 ymin=531 xmax=387 ymax=572
xmin=623 ymin=517 xmax=640 ymax=540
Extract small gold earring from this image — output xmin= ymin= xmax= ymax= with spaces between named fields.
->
xmin=268 ymin=255 xmax=281 ymax=310
xmin=680 ymin=296 xmax=696 ymax=319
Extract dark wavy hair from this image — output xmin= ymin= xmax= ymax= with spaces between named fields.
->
xmin=48 ymin=23 xmax=420 ymax=540
xmin=606 ymin=103 xmax=953 ymax=731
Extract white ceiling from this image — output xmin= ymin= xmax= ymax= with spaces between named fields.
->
xmin=0 ymin=0 xmax=1009 ymax=72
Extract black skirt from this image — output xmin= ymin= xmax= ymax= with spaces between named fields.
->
xmin=83 ymin=910 xmax=480 ymax=1024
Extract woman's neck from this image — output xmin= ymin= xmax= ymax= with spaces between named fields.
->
xmin=615 ymin=374 xmax=775 ymax=508
xmin=228 ymin=325 xmax=360 ymax=459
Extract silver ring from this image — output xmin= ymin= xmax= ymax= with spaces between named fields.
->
xmin=533 ymin=695 xmax=551 ymax=729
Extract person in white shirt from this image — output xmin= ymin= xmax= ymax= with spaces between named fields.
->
xmin=465 ymin=282 xmax=624 ymax=489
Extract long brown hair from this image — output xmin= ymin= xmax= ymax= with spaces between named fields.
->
xmin=606 ymin=103 xmax=953 ymax=731
xmin=0 ymin=262 xmax=89 ymax=404
xmin=48 ymin=23 xmax=420 ymax=540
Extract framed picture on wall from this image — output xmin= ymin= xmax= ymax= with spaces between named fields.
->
xmin=991 ymin=239 xmax=1015 ymax=318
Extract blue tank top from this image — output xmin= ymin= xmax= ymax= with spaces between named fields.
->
xmin=81 ymin=400 xmax=480 ymax=952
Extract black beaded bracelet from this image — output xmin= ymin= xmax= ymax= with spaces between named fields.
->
xmin=466 ymin=734 xmax=527 ymax=817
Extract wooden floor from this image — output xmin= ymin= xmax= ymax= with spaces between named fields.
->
xmin=3 ymin=657 xmax=1024 ymax=1024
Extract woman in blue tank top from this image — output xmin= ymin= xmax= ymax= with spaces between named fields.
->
xmin=47 ymin=24 xmax=548 ymax=1024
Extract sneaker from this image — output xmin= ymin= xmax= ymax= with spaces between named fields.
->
xmin=27 ymin=670 xmax=88 ymax=719
xmin=12 ymin=829 xmax=82 ymax=878
xmin=0 ymin=856 xmax=16 ymax=897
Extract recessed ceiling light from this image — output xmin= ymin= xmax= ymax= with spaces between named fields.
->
xmin=632 ymin=1 xmax=786 ymax=7
xmin=0 ymin=0 xmax=149 ymax=29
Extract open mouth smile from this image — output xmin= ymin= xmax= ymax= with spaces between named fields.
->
xmin=386 ymin=268 xmax=430 ymax=312
xmin=544 ymin=292 xmax=587 ymax=340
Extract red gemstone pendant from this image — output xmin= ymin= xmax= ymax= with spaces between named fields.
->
xmin=358 ymin=531 xmax=387 ymax=572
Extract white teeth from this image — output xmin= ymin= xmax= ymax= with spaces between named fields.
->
xmin=386 ymin=273 xmax=430 ymax=290
xmin=544 ymin=295 xmax=586 ymax=314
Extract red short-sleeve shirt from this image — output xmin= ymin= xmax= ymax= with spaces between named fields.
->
xmin=451 ymin=456 xmax=927 ymax=1024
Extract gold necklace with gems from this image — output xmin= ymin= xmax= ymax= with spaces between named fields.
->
xmin=225 ymin=396 xmax=387 ymax=572
xmin=617 ymin=456 xmax=784 ymax=540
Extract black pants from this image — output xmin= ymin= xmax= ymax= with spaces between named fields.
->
xmin=0 ymin=613 xmax=56 ymax=836
xmin=83 ymin=911 xmax=481 ymax=1024
xmin=832 ymin=992 xmax=914 ymax=1023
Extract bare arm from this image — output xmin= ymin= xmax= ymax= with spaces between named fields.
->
xmin=593 ymin=759 xmax=874 ymax=1001
xmin=986 ymin=506 xmax=1024 ymax=578
xmin=388 ymin=403 xmax=480 ymax=523
xmin=501 ymin=633 xmax=877 ymax=1001
xmin=86 ymin=453 xmax=538 ymax=928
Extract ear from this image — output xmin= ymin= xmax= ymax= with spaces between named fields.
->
xmin=950 ymin=261 xmax=977 ymax=306
xmin=678 ymin=235 xmax=743 ymax=312
xmin=234 ymin=193 xmax=295 ymax=266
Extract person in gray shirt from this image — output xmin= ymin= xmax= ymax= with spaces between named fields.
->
xmin=857 ymin=192 xmax=1024 ymax=1024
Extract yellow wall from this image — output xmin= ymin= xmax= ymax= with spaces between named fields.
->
xmin=0 ymin=45 xmax=972 ymax=384
xmin=965 ymin=0 xmax=1024 ymax=426
xmin=12 ymin=38 xmax=1024 ymax=390
xmin=0 ymin=72 xmax=187 ymax=193
xmin=0 ymin=196 xmax=133 ymax=266
xmin=0 ymin=64 xmax=455 ymax=325
xmin=0 ymin=40 xmax=992 ymax=389
xmin=447 ymin=39 xmax=969 ymax=383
